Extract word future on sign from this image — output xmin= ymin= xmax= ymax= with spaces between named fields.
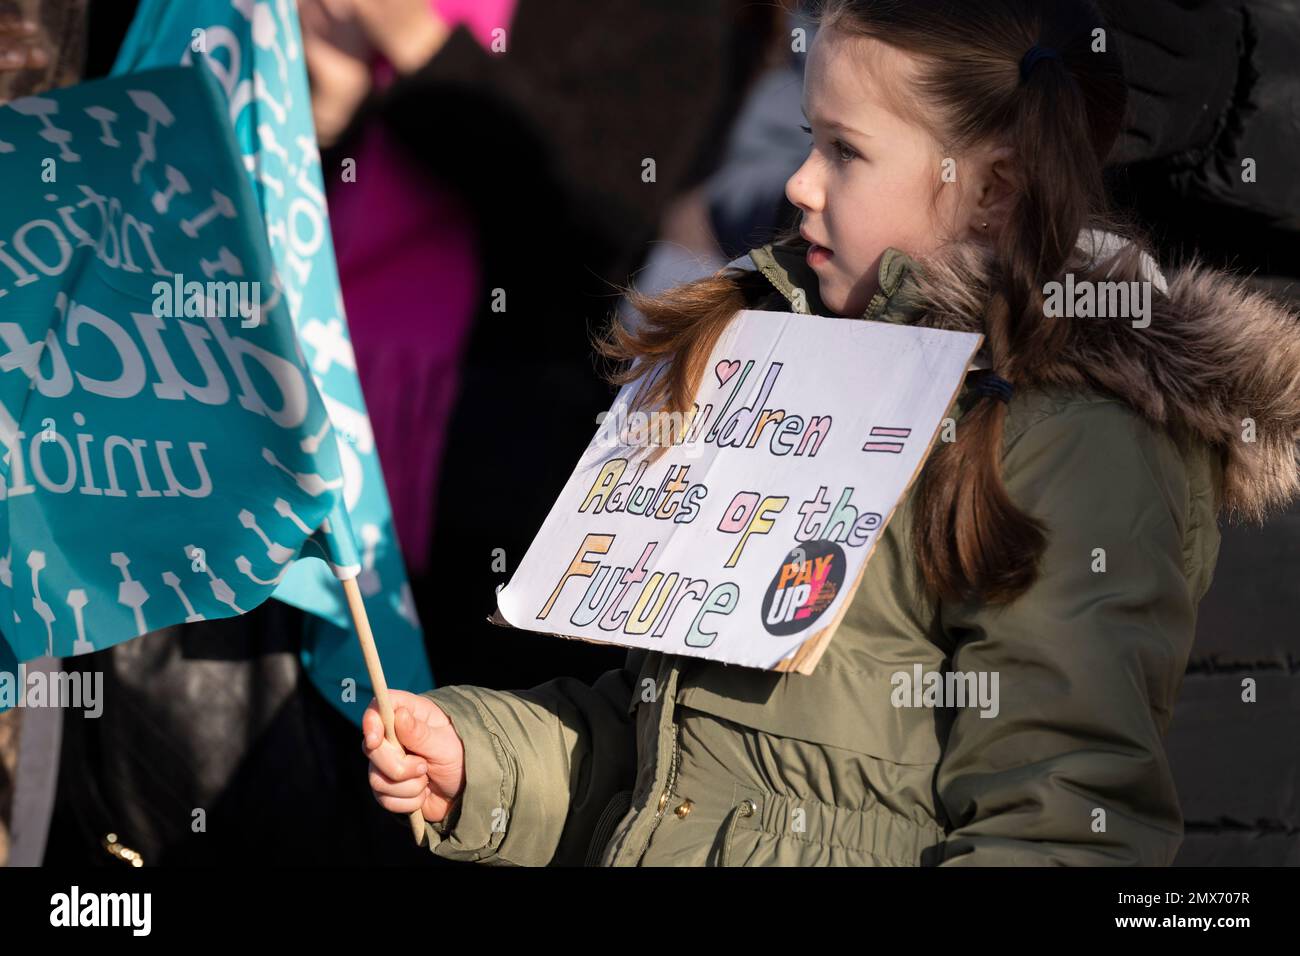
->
xmin=494 ymin=309 xmax=982 ymax=673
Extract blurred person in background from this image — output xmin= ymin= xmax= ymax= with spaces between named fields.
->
xmin=1097 ymin=0 xmax=1300 ymax=866
xmin=304 ymin=0 xmax=784 ymax=692
xmin=300 ymin=0 xmax=492 ymax=590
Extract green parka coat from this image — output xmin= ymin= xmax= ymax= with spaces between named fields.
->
xmin=416 ymin=234 xmax=1300 ymax=866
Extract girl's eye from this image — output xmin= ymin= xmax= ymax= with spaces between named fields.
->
xmin=801 ymin=124 xmax=857 ymax=163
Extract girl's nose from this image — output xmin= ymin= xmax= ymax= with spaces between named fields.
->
xmin=785 ymin=155 xmax=823 ymax=215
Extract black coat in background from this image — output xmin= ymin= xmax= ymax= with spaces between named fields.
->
xmin=1101 ymin=0 xmax=1300 ymax=865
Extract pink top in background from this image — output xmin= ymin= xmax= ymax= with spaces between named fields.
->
xmin=327 ymin=0 xmax=518 ymax=577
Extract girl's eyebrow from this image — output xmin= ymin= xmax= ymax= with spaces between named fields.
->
xmin=801 ymin=102 xmax=873 ymax=137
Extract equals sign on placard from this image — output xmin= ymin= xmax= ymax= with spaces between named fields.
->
xmin=862 ymin=426 xmax=911 ymax=454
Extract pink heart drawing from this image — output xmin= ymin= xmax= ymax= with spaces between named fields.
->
xmin=715 ymin=360 xmax=741 ymax=388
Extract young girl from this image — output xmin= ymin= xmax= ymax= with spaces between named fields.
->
xmin=365 ymin=0 xmax=1300 ymax=865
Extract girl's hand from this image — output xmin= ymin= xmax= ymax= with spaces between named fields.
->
xmin=363 ymin=689 xmax=466 ymax=825
xmin=349 ymin=0 xmax=451 ymax=75
xmin=0 ymin=16 xmax=49 ymax=73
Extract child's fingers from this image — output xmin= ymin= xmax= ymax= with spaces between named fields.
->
xmin=375 ymin=791 xmax=425 ymax=815
xmin=361 ymin=693 xmax=429 ymax=744
xmin=0 ymin=20 xmax=38 ymax=36
xmin=361 ymin=705 xmax=385 ymax=750
xmin=369 ymin=764 xmax=427 ymax=799
xmin=386 ymin=688 xmax=432 ymax=713
xmin=393 ymin=705 xmax=444 ymax=759
xmin=367 ymin=738 xmax=427 ymax=782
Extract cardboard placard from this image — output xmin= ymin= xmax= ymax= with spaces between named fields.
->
xmin=495 ymin=309 xmax=982 ymax=673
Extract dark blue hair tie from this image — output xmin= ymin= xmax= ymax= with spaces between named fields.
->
xmin=971 ymin=372 xmax=1015 ymax=403
xmin=1019 ymin=44 xmax=1062 ymax=81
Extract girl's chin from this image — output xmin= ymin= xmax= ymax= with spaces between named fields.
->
xmin=816 ymin=282 xmax=856 ymax=318
xmin=825 ymin=295 xmax=869 ymax=318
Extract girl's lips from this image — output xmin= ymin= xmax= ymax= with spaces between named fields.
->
xmin=808 ymin=243 xmax=833 ymax=266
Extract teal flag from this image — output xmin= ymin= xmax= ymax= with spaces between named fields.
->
xmin=0 ymin=67 xmax=365 ymax=693
xmin=110 ymin=0 xmax=432 ymax=722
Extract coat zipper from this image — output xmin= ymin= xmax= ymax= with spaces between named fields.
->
xmin=754 ymin=257 xmax=807 ymax=314
xmin=653 ymin=720 xmax=682 ymax=825
xmin=634 ymin=718 xmax=683 ymax=864
xmin=656 ymin=658 xmax=690 ymax=826
xmin=625 ymin=657 xmax=683 ymax=864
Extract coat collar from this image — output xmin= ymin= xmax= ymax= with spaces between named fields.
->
xmin=742 ymin=242 xmax=928 ymax=326
xmin=736 ymin=234 xmax=1300 ymax=524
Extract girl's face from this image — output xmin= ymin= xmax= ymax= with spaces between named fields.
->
xmin=786 ymin=27 xmax=974 ymax=317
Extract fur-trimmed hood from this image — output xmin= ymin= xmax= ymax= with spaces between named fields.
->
xmin=740 ymin=233 xmax=1300 ymax=525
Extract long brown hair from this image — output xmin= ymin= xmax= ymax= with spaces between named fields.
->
xmin=600 ymin=0 xmax=1135 ymax=606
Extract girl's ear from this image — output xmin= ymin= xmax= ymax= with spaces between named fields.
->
xmin=971 ymin=145 xmax=1019 ymax=240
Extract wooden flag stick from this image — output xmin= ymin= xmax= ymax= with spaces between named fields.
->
xmin=341 ymin=576 xmax=426 ymax=846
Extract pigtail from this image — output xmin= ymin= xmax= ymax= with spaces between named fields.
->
xmin=912 ymin=12 xmax=1118 ymax=605
xmin=914 ymin=290 xmax=1049 ymax=604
